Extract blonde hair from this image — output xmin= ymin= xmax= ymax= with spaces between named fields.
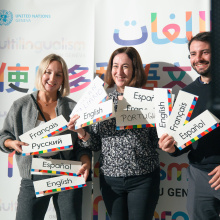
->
xmin=35 ymin=54 xmax=70 ymax=97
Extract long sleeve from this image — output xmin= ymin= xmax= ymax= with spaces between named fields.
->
xmin=77 ymin=90 xmax=159 ymax=177
xmin=79 ymin=123 xmax=102 ymax=152
xmin=0 ymin=104 xmax=17 ymax=153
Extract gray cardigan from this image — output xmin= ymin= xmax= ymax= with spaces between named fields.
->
xmin=0 ymin=91 xmax=91 ymax=179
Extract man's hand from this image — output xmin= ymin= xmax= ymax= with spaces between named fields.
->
xmin=208 ymin=165 xmax=220 ymax=190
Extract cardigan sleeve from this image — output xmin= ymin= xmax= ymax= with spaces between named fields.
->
xmin=0 ymin=103 xmax=17 ymax=153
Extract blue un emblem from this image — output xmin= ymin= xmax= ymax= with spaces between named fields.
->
xmin=0 ymin=10 xmax=13 ymax=26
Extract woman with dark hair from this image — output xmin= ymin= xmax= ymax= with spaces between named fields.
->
xmin=0 ymin=54 xmax=91 ymax=220
xmin=105 ymin=46 xmax=148 ymax=89
xmin=69 ymin=47 xmax=160 ymax=220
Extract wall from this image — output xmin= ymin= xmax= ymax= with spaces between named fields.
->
xmin=0 ymin=0 xmax=210 ymax=219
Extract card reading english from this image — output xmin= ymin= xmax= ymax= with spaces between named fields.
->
xmin=31 ymin=158 xmax=82 ymax=176
xmin=70 ymin=76 xmax=107 ymax=117
xmin=154 ymin=88 xmax=172 ymax=138
xmin=33 ymin=175 xmax=86 ymax=197
xmin=75 ymin=99 xmax=114 ymax=129
xmin=22 ymin=134 xmax=73 ymax=156
xmin=19 ymin=115 xmax=68 ymax=143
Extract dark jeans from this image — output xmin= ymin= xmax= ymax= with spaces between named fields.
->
xmin=187 ymin=165 xmax=220 ymax=220
xmin=100 ymin=168 xmax=160 ymax=220
xmin=16 ymin=175 xmax=82 ymax=220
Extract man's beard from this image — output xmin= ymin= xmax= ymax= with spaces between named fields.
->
xmin=192 ymin=62 xmax=211 ymax=77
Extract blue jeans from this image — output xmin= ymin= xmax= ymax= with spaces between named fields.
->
xmin=100 ymin=167 xmax=160 ymax=220
xmin=16 ymin=174 xmax=82 ymax=220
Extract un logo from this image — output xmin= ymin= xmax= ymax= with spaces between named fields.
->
xmin=0 ymin=10 xmax=13 ymax=26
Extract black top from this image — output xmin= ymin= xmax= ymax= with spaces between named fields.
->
xmin=170 ymin=77 xmax=220 ymax=172
xmin=80 ymin=90 xmax=159 ymax=177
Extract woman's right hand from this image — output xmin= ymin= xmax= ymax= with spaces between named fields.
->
xmin=4 ymin=139 xmax=28 ymax=153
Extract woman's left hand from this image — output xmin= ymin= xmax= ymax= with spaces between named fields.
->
xmin=77 ymin=155 xmax=91 ymax=181
xmin=68 ymin=114 xmax=89 ymax=140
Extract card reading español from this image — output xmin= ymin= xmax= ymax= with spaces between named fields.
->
xmin=33 ymin=175 xmax=86 ymax=197
xmin=122 ymin=86 xmax=154 ymax=109
xmin=172 ymin=110 xmax=219 ymax=150
xmin=22 ymin=134 xmax=73 ymax=156
xmin=31 ymin=158 xmax=82 ymax=176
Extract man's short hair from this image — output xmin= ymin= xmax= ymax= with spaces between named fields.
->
xmin=188 ymin=31 xmax=211 ymax=51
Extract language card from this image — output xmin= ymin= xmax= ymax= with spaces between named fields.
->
xmin=154 ymin=88 xmax=172 ymax=137
xmin=22 ymin=134 xmax=73 ymax=156
xmin=74 ymin=99 xmax=115 ymax=129
xmin=123 ymin=86 xmax=154 ymax=108
xmin=172 ymin=110 xmax=219 ymax=150
xmin=165 ymin=90 xmax=198 ymax=136
xmin=19 ymin=115 xmax=68 ymax=142
xmin=33 ymin=175 xmax=86 ymax=197
xmin=31 ymin=158 xmax=82 ymax=176
xmin=116 ymin=86 xmax=155 ymax=129
xmin=70 ymin=76 xmax=107 ymax=117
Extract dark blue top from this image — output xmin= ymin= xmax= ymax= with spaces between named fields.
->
xmin=170 ymin=77 xmax=220 ymax=172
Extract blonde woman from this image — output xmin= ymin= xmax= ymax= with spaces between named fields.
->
xmin=0 ymin=54 xmax=91 ymax=220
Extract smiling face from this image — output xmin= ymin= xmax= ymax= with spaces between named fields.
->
xmin=111 ymin=53 xmax=133 ymax=93
xmin=189 ymin=40 xmax=211 ymax=78
xmin=41 ymin=60 xmax=64 ymax=94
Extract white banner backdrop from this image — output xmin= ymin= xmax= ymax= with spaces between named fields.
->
xmin=93 ymin=0 xmax=210 ymax=220
xmin=0 ymin=0 xmax=94 ymax=219
xmin=0 ymin=0 xmax=210 ymax=219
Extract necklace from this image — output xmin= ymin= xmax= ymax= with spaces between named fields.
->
xmin=38 ymin=99 xmax=57 ymax=106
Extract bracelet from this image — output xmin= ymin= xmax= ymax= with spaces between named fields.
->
xmin=78 ymin=130 xmax=87 ymax=140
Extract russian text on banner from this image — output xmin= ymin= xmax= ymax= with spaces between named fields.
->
xmin=19 ymin=115 xmax=68 ymax=142
xmin=172 ymin=110 xmax=219 ymax=150
xmin=165 ymin=90 xmax=198 ymax=136
xmin=31 ymin=158 xmax=82 ymax=176
xmin=22 ymin=134 xmax=73 ymax=156
xmin=33 ymin=175 xmax=86 ymax=197
xmin=70 ymin=76 xmax=107 ymax=117
xmin=154 ymin=88 xmax=172 ymax=137
xmin=75 ymin=99 xmax=115 ymax=129
xmin=116 ymin=86 xmax=155 ymax=130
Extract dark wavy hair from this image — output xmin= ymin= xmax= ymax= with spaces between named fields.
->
xmin=104 ymin=47 xmax=147 ymax=88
